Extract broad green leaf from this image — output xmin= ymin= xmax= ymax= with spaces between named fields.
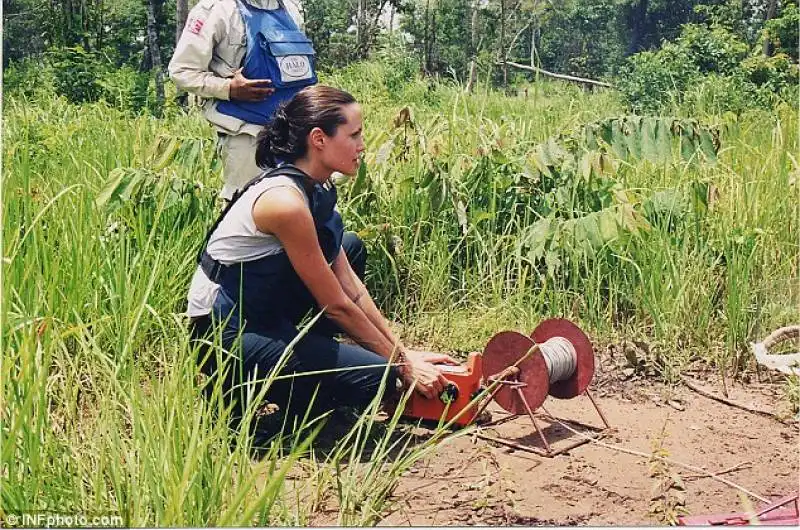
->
xmin=655 ymin=119 xmax=673 ymax=164
xmin=419 ymin=167 xmax=436 ymax=189
xmin=598 ymin=120 xmax=613 ymax=146
xmin=624 ymin=116 xmax=642 ymax=159
xmin=689 ymin=181 xmax=710 ymax=216
xmin=584 ymin=126 xmax=599 ymax=150
xmin=698 ymin=130 xmax=718 ymax=162
xmin=598 ymin=209 xmax=619 ymax=242
xmin=429 ymin=177 xmax=445 ymax=211
xmin=579 ymin=152 xmax=593 ymax=181
xmin=153 ymin=136 xmax=180 ymax=171
xmin=96 ymin=168 xmax=130 ymax=208
xmin=680 ymin=127 xmax=696 ymax=161
xmin=643 ymin=188 xmax=686 ymax=223
xmin=599 ymin=153 xmax=614 ymax=175
xmin=544 ymin=250 xmax=562 ymax=277
xmin=641 ymin=117 xmax=658 ymax=162
xmin=536 ymin=142 xmax=554 ymax=168
xmin=611 ymin=119 xmax=628 ymax=159
xmin=374 ymin=137 xmax=394 ymax=165
xmin=524 ymin=217 xmax=553 ymax=261
xmin=530 ymin=152 xmax=553 ymax=178
xmin=582 ymin=214 xmax=603 ymax=250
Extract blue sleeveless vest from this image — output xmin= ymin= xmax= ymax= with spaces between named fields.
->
xmin=217 ymin=0 xmax=318 ymax=125
xmin=198 ymin=165 xmax=343 ymax=333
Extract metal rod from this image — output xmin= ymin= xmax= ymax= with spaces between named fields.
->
xmin=479 ymin=412 xmax=519 ymax=428
xmin=474 ymin=432 xmax=550 ymax=455
xmin=539 ymin=406 xmax=608 ymax=433
xmin=516 ymin=387 xmax=551 ymax=454
xmin=469 ymin=380 xmax=507 ymax=424
xmin=545 ymin=437 xmax=593 ymax=457
xmin=584 ymin=389 xmax=611 ymax=429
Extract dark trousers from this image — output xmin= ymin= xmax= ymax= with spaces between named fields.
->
xmin=190 ymin=233 xmax=398 ymax=431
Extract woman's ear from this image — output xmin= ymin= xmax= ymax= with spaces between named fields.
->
xmin=309 ymin=127 xmax=326 ymax=150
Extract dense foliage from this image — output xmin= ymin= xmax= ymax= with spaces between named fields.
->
xmin=618 ymin=16 xmax=799 ymax=113
xmin=1 ymin=1 xmax=798 ymax=525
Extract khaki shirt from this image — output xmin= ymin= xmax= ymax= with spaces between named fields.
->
xmin=168 ymin=0 xmax=304 ymax=136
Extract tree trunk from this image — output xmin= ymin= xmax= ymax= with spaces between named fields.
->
xmin=175 ymin=0 xmax=188 ymax=44
xmin=500 ymin=0 xmax=507 ymax=87
xmin=423 ymin=0 xmax=431 ymax=74
xmin=625 ymin=0 xmax=648 ymax=56
xmin=356 ymin=0 xmax=365 ymax=58
xmin=763 ymin=0 xmax=778 ymax=56
xmin=146 ymin=0 xmax=165 ymax=115
xmin=97 ymin=0 xmax=104 ymax=49
xmin=466 ymin=0 xmax=479 ymax=91
xmin=362 ymin=0 xmax=389 ymax=58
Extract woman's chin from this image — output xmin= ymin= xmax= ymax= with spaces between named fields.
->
xmin=330 ymin=171 xmax=352 ymax=185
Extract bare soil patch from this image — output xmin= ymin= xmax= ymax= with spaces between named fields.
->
xmin=379 ymin=375 xmax=798 ymax=526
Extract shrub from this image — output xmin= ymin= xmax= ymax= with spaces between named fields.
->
xmin=677 ymin=24 xmax=748 ymax=75
xmin=763 ymin=2 xmax=799 ymax=60
xmin=374 ymin=34 xmax=421 ymax=100
xmin=97 ymin=66 xmax=154 ymax=114
xmin=2 ymin=57 xmax=56 ymax=99
xmin=617 ymin=44 xmax=698 ymax=113
xmin=620 ymin=21 xmax=797 ymax=114
xmin=741 ymin=53 xmax=800 ymax=93
xmin=48 ymin=46 xmax=108 ymax=104
xmin=682 ymin=73 xmax=771 ymax=115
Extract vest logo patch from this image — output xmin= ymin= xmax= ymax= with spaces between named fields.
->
xmin=279 ymin=55 xmax=311 ymax=80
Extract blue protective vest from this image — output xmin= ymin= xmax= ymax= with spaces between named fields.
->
xmin=198 ymin=165 xmax=343 ymax=332
xmin=217 ymin=0 xmax=318 ymax=125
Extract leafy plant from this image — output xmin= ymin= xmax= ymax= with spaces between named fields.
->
xmin=48 ymin=46 xmax=108 ymax=104
xmin=648 ymin=423 xmax=689 ymax=525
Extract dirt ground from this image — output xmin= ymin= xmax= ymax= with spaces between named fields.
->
xmin=377 ymin=354 xmax=799 ymax=526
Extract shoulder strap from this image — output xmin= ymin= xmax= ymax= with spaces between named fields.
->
xmin=195 ymin=164 xmax=310 ymax=265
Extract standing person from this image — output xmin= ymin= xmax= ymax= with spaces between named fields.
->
xmin=168 ymin=0 xmax=317 ymax=200
xmin=188 ymin=85 xmax=454 ymax=431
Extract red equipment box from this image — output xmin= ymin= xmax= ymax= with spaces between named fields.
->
xmin=401 ymin=352 xmax=483 ymax=427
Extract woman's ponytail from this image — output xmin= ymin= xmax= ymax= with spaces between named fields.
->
xmin=255 ymin=107 xmax=290 ymax=169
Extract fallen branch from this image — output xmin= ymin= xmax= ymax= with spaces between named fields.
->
xmin=502 ymin=61 xmax=615 ymax=89
xmin=684 ymin=461 xmax=752 ymax=481
xmin=680 ymin=376 xmax=788 ymax=424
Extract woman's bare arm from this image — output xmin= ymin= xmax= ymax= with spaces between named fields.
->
xmin=331 ymin=251 xmax=456 ymax=365
xmin=252 ymin=189 xmax=448 ymax=398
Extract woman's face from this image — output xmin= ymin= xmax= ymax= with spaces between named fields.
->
xmin=319 ymin=103 xmax=365 ymax=176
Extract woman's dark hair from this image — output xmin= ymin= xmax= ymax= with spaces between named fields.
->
xmin=255 ymin=85 xmax=357 ymax=168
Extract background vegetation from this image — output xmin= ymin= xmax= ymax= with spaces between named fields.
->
xmin=2 ymin=0 xmax=798 ymax=526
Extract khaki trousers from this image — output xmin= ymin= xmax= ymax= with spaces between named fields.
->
xmin=217 ymin=132 xmax=262 ymax=200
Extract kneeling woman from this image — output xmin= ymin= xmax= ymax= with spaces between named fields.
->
xmin=188 ymin=85 xmax=452 ymax=428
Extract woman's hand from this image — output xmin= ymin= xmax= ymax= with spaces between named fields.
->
xmin=405 ymin=349 xmax=459 ymax=366
xmin=402 ymin=350 xmax=454 ymax=399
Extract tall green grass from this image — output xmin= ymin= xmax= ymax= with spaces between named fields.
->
xmin=2 ymin=61 xmax=797 ymax=524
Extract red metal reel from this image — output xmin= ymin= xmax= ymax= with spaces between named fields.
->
xmin=482 ymin=331 xmax=549 ymax=414
xmin=530 ymin=318 xmax=594 ymax=399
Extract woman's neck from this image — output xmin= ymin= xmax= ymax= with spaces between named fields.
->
xmin=292 ymin=158 xmax=331 ymax=184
